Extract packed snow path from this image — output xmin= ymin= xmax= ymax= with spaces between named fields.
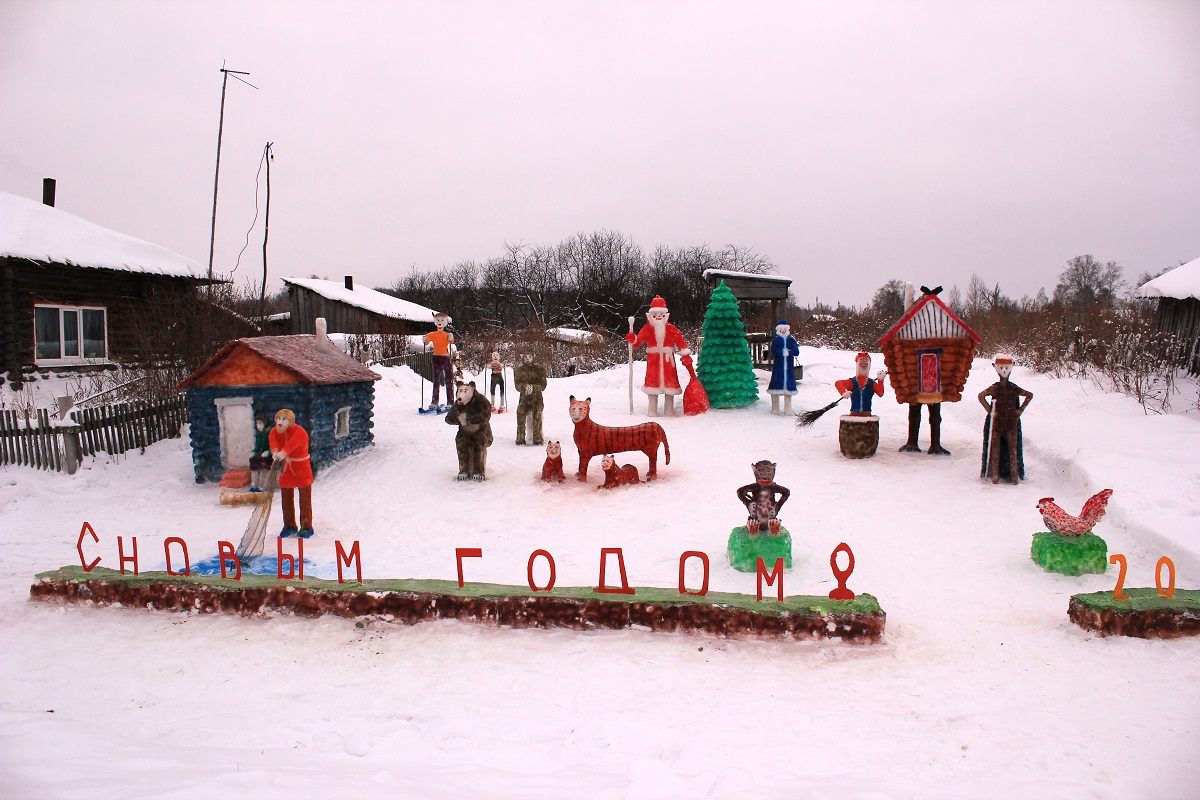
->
xmin=1 ymin=351 xmax=1197 ymax=799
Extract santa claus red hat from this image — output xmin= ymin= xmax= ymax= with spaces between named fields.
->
xmin=649 ymin=296 xmax=668 ymax=310
xmin=994 ymin=354 xmax=1014 ymax=365
xmin=856 ymin=352 xmax=870 ymax=361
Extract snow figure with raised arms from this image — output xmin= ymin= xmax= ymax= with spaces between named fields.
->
xmin=269 ymin=408 xmax=314 ymax=539
xmin=834 ymin=352 xmax=887 ymax=458
xmin=423 ymin=311 xmax=456 ymax=413
xmin=625 ymin=295 xmax=692 ymax=417
xmin=767 ymin=320 xmax=800 ymax=415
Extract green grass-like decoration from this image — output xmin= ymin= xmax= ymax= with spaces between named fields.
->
xmin=727 ymin=526 xmax=793 ymax=573
xmin=1030 ymin=531 xmax=1107 ymax=576
xmin=1071 ymin=588 xmax=1200 ymax=612
xmin=34 ymin=565 xmax=881 ymax=616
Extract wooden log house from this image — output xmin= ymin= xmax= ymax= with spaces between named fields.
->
xmin=878 ymin=287 xmax=981 ymax=404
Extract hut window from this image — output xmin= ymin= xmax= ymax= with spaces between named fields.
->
xmin=916 ymin=348 xmax=942 ymax=395
xmin=34 ymin=305 xmax=108 ymax=364
xmin=334 ymin=406 xmax=351 ymax=438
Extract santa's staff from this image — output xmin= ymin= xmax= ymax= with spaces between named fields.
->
xmin=627 ymin=315 xmax=635 ymax=415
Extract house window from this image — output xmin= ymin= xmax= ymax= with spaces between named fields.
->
xmin=334 ymin=407 xmax=351 ymax=438
xmin=35 ymin=305 xmax=108 ymax=365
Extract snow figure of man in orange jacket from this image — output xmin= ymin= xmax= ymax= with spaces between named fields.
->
xmin=625 ymin=295 xmax=692 ymax=417
xmin=269 ymin=408 xmax=314 ymax=539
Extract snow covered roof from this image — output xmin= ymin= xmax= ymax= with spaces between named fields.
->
xmin=878 ymin=292 xmax=982 ymax=345
xmin=547 ymin=327 xmax=602 ymax=344
xmin=282 ymin=277 xmax=438 ymax=323
xmin=1136 ymin=256 xmax=1200 ymax=301
xmin=0 ymin=191 xmax=207 ymax=279
xmin=701 ymin=269 xmax=793 ymax=285
xmin=179 ymin=334 xmax=380 ymax=389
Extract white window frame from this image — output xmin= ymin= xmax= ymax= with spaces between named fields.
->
xmin=34 ymin=304 xmax=110 ymax=366
xmin=334 ymin=406 xmax=351 ymax=439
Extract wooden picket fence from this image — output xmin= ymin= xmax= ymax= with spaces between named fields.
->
xmin=0 ymin=395 xmax=188 ymax=474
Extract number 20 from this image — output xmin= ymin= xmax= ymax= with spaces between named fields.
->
xmin=1108 ymin=554 xmax=1175 ymax=600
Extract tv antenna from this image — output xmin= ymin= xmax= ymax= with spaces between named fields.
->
xmin=206 ymin=62 xmax=258 ymax=288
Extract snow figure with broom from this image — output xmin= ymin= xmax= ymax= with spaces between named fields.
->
xmin=626 ymin=295 xmax=693 ymax=417
xmin=978 ymin=355 xmax=1032 ymax=484
xmin=767 ymin=320 xmax=800 ymax=415
xmin=248 ymin=415 xmax=273 ymax=492
xmin=270 ymin=409 xmax=314 ymax=538
xmin=836 ymin=353 xmax=887 ymax=416
xmin=423 ymin=311 xmax=456 ymax=414
xmin=797 ymin=352 xmax=886 ymax=458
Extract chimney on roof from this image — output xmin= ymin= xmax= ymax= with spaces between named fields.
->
xmin=314 ymin=317 xmax=334 ymax=353
xmin=344 ymin=275 xmax=353 ymax=291
xmin=903 ymin=282 xmax=914 ymax=312
xmin=42 ymin=178 xmax=56 ymax=207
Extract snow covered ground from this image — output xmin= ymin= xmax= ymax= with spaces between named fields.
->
xmin=1 ymin=350 xmax=1198 ymax=799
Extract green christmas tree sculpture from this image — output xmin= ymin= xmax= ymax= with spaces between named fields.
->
xmin=696 ymin=281 xmax=760 ymax=408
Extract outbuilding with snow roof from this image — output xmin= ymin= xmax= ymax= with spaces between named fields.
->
xmin=177 ymin=321 xmax=380 ymax=483
xmin=282 ymin=276 xmax=439 ymax=336
xmin=1136 ymin=255 xmax=1200 ymax=374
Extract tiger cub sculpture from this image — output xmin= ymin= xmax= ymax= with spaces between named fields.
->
xmin=541 ymin=440 xmax=565 ymax=483
xmin=569 ymin=395 xmax=669 ymax=482
xmin=600 ymin=454 xmax=641 ymax=489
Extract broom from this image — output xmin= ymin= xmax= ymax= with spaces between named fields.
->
xmin=682 ymin=358 xmax=709 ymax=415
xmin=795 ymin=396 xmax=845 ymax=429
xmin=235 ymin=459 xmax=284 ymax=565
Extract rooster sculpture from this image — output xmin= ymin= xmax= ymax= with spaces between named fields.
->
xmin=1036 ymin=489 xmax=1113 ymax=535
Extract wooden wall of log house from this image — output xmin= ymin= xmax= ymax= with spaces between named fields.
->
xmin=0 ymin=258 xmax=201 ymax=379
xmin=881 ymin=337 xmax=978 ymax=404
xmin=1153 ymin=297 xmax=1200 ymax=373
xmin=288 ymin=286 xmax=430 ymax=336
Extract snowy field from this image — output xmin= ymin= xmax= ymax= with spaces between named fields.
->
xmin=1 ymin=349 xmax=1198 ymax=799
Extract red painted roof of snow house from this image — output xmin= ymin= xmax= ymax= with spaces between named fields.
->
xmin=178 ymin=335 xmax=381 ymax=389
xmin=877 ymin=292 xmax=982 ymax=346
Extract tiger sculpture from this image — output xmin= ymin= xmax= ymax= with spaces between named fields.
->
xmin=569 ymin=395 xmax=669 ymax=482
xmin=541 ymin=440 xmax=565 ymax=483
xmin=600 ymin=454 xmax=641 ymax=489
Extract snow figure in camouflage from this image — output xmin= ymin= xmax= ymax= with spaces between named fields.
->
xmin=978 ymin=355 xmax=1033 ymax=484
xmin=736 ymin=460 xmax=790 ymax=536
xmin=625 ymin=295 xmax=692 ymax=417
xmin=445 ymin=382 xmax=493 ymax=481
xmin=248 ymin=415 xmax=273 ymax=492
xmin=513 ymin=352 xmax=547 ymax=445
xmin=767 ymin=321 xmax=800 ymax=415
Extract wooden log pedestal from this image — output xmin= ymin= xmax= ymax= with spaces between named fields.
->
xmin=29 ymin=566 xmax=887 ymax=642
xmin=838 ymin=415 xmax=879 ymax=459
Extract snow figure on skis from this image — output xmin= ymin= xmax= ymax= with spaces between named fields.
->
xmin=767 ymin=320 xmax=800 ymax=415
xmin=488 ymin=351 xmax=506 ymax=410
xmin=248 ymin=415 xmax=273 ymax=492
xmin=513 ymin=352 xmax=547 ymax=445
xmin=423 ymin=311 xmax=455 ymax=413
xmin=269 ymin=409 xmax=314 ymax=539
xmin=978 ymin=355 xmax=1033 ymax=484
xmin=625 ymin=295 xmax=692 ymax=417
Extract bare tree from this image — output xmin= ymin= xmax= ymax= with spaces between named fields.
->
xmin=1053 ymin=255 xmax=1125 ymax=311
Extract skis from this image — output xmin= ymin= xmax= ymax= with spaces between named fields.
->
xmin=418 ymin=404 xmax=450 ymax=415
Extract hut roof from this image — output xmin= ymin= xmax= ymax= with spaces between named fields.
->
xmin=282 ymin=277 xmax=439 ymax=323
xmin=877 ymin=292 xmax=981 ymax=346
xmin=0 ymin=191 xmax=209 ymax=280
xmin=1136 ymin=256 xmax=1200 ymax=302
xmin=179 ymin=335 xmax=381 ymax=389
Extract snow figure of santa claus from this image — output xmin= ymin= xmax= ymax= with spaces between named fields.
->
xmin=625 ymin=295 xmax=692 ymax=417
xmin=767 ymin=320 xmax=800 ymax=415
xmin=835 ymin=352 xmax=887 ymax=416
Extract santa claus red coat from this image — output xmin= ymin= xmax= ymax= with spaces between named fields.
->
xmin=629 ymin=322 xmax=689 ymax=395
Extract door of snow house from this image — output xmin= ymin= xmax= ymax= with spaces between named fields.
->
xmin=215 ymin=397 xmax=254 ymax=469
xmin=916 ymin=348 xmax=943 ymax=401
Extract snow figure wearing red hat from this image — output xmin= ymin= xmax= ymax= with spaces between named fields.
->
xmin=625 ymin=295 xmax=692 ymax=417
xmin=835 ymin=352 xmax=887 ymax=416
xmin=767 ymin=320 xmax=800 ymax=415
xmin=978 ymin=355 xmax=1032 ymax=484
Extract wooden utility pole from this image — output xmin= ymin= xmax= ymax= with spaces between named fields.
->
xmin=260 ymin=141 xmax=274 ymax=326
xmin=207 ymin=63 xmax=256 ymax=289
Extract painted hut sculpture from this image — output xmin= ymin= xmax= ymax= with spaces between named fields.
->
xmin=878 ymin=285 xmax=981 ymax=455
xmin=978 ymin=355 xmax=1033 ymax=484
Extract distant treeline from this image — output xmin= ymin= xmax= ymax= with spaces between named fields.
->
xmin=384 ymin=230 xmax=779 ymax=334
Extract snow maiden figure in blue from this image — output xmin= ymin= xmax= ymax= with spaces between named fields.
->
xmin=767 ymin=320 xmax=800 ymax=415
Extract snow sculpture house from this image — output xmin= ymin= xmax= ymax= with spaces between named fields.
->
xmin=877 ymin=286 xmax=981 ymax=404
xmin=0 ymin=184 xmax=216 ymax=386
xmin=1136 ymin=255 xmax=1200 ymax=374
xmin=178 ymin=321 xmax=380 ymax=483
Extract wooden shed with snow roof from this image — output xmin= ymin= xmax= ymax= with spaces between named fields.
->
xmin=178 ymin=323 xmax=380 ymax=483
xmin=282 ymin=276 xmax=439 ymax=336
xmin=877 ymin=287 xmax=982 ymax=404
xmin=1136 ymin=256 xmax=1200 ymax=374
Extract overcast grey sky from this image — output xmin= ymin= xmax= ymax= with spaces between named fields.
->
xmin=2 ymin=1 xmax=1197 ymax=308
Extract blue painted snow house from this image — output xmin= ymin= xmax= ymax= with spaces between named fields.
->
xmin=178 ymin=322 xmax=380 ymax=483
